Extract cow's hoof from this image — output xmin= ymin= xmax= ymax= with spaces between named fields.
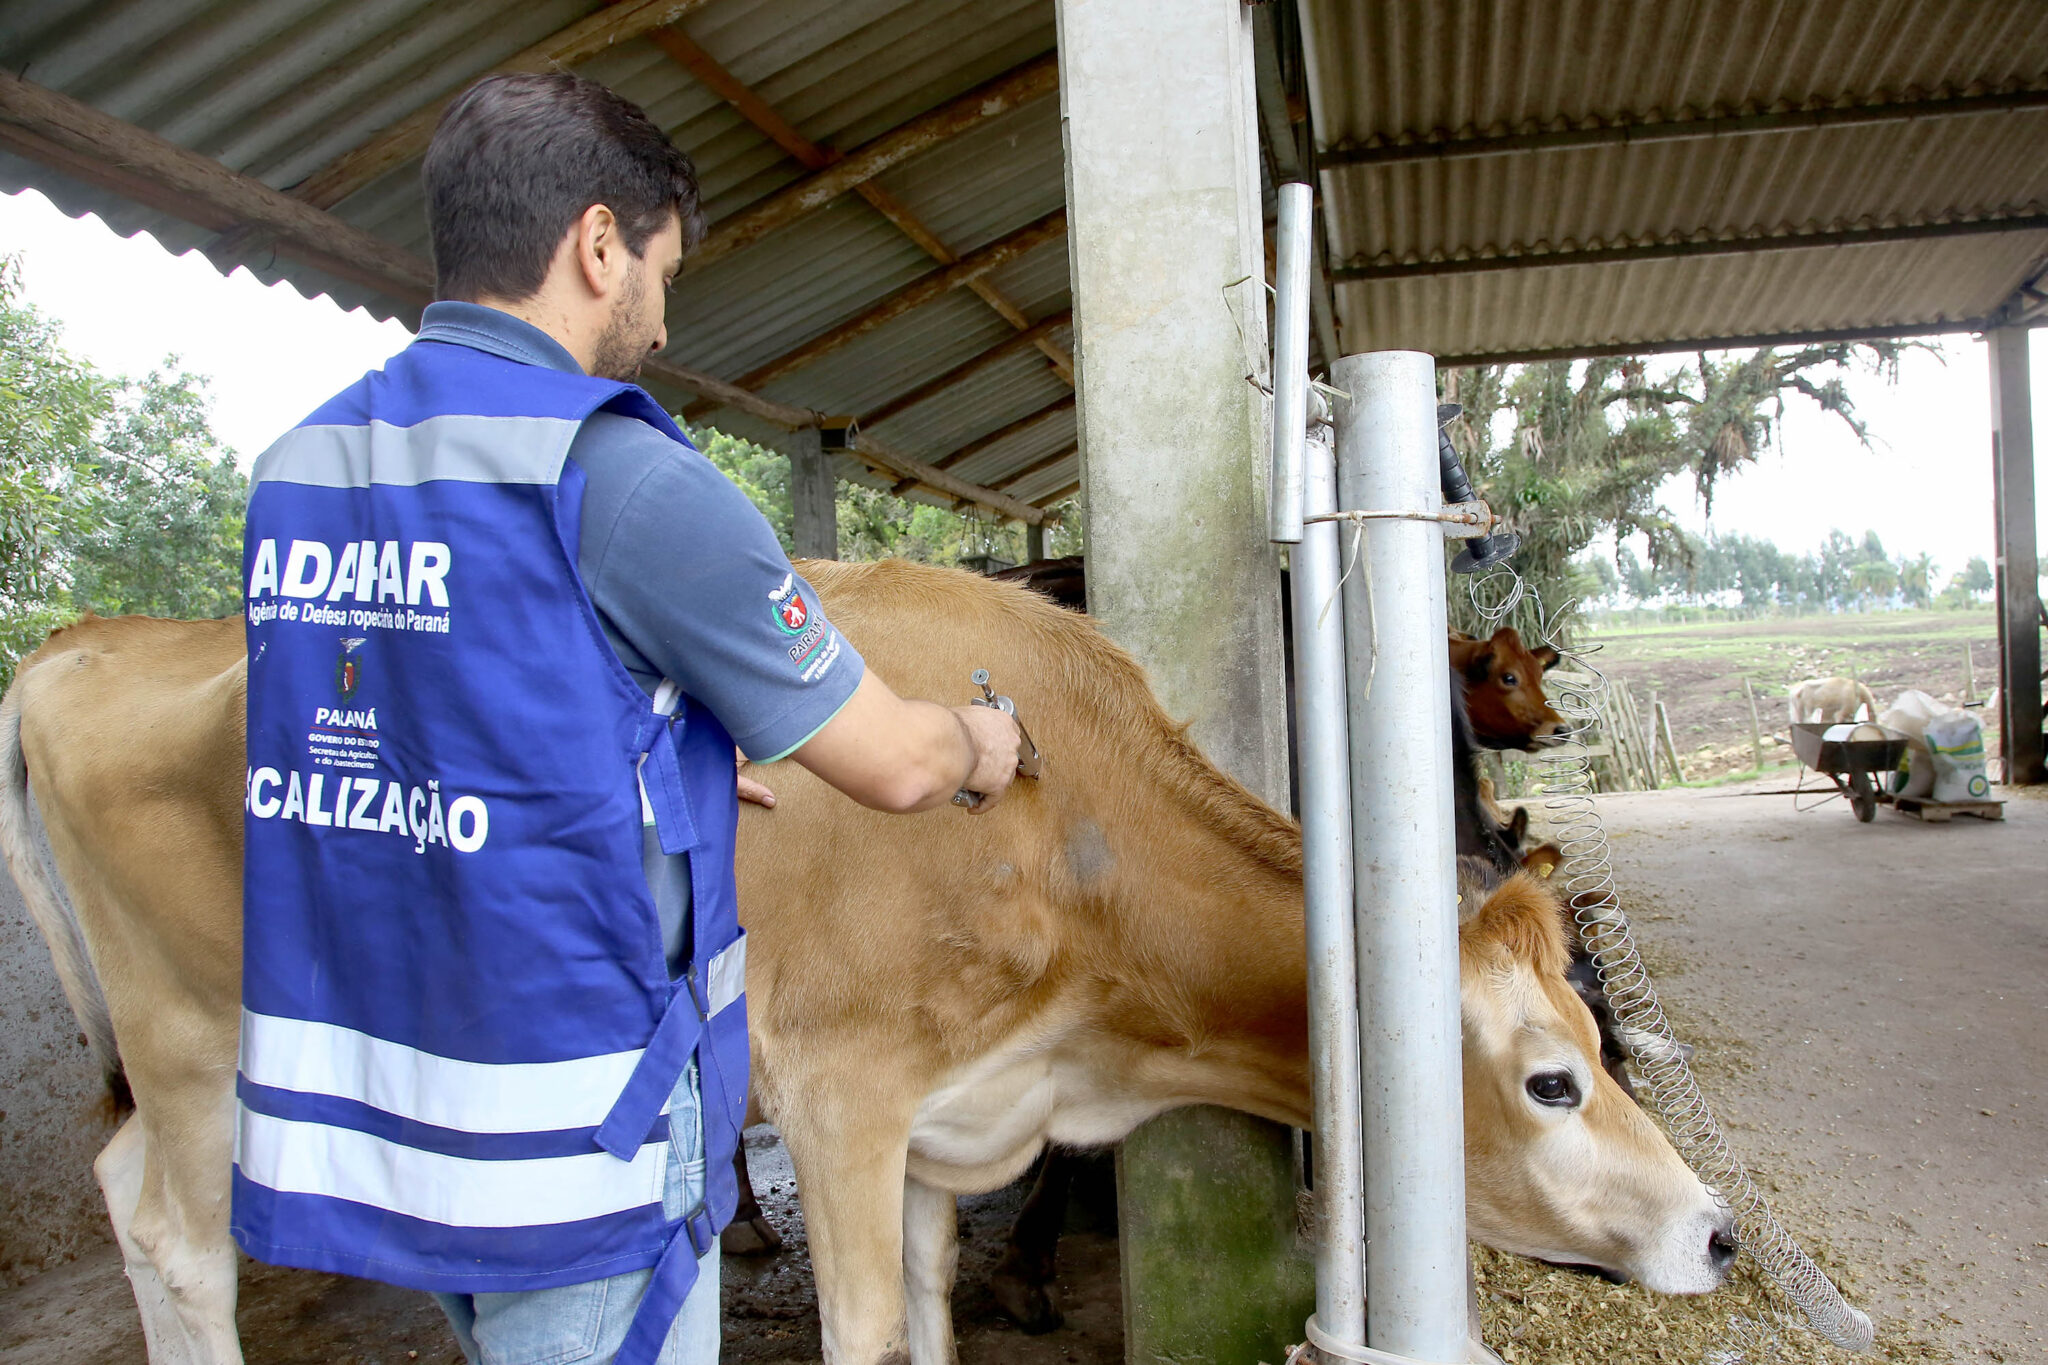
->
xmin=720 ymin=1216 xmax=784 ymax=1256
xmin=989 ymin=1271 xmax=1063 ymax=1334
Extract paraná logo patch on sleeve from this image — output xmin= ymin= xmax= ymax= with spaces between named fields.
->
xmin=768 ymin=572 xmax=810 ymax=634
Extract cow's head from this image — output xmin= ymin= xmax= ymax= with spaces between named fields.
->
xmin=1458 ymin=863 xmax=1737 ymax=1294
xmin=1452 ymin=627 xmax=1562 ymax=750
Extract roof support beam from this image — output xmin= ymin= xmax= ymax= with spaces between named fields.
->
xmin=688 ymin=52 xmax=1060 ymax=270
xmin=683 ymin=208 xmax=1067 ymax=416
xmin=1034 ymin=479 xmax=1081 ymax=508
xmin=1434 ymin=318 xmax=1982 ymax=370
xmin=1332 ymin=212 xmax=2048 ymax=283
xmin=888 ymin=393 xmax=1075 ymax=493
xmin=0 ymin=70 xmax=435 ymax=307
xmin=0 ymin=72 xmax=1043 ymax=525
xmin=1321 ymin=87 xmax=2048 ymax=168
xmin=654 ymin=30 xmax=1073 ymax=384
xmin=855 ymin=311 xmax=1071 ymax=428
xmin=291 ymin=0 xmax=716 ymax=210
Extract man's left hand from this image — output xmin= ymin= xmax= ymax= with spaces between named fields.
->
xmin=736 ymin=750 xmax=775 ymax=808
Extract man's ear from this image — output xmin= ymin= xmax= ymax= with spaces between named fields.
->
xmin=574 ymin=203 xmax=622 ymax=297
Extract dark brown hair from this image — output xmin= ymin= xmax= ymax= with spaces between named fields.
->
xmin=422 ymin=72 xmax=704 ymax=302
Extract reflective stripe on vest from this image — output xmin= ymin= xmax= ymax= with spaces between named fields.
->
xmin=234 ymin=340 xmax=748 ymax=1359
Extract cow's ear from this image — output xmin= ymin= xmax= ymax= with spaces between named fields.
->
xmin=1534 ymin=645 xmax=1561 ymax=671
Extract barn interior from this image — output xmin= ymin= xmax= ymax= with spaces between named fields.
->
xmin=1 ymin=1 xmax=2044 ymax=1361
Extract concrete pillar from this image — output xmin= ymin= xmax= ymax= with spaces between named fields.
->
xmin=1025 ymin=518 xmax=1047 ymax=564
xmin=788 ymin=426 xmax=838 ymax=560
xmin=1057 ymin=1 xmax=1308 ymax=1360
xmin=1988 ymin=328 xmax=2043 ymax=784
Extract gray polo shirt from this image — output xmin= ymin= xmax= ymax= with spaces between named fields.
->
xmin=413 ymin=302 xmax=864 ymax=964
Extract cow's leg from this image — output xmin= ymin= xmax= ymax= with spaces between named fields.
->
xmin=900 ymin=1177 xmax=960 ymax=1365
xmin=721 ymin=1141 xmax=784 ymax=1256
xmin=780 ymin=1097 xmax=916 ymax=1365
xmin=988 ymin=1150 xmax=1070 ymax=1333
xmin=97 ymin=1110 xmax=242 ymax=1365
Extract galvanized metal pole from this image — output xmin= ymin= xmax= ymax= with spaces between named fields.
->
xmin=1292 ymin=422 xmax=1367 ymax=1348
xmin=1273 ymin=177 xmax=1364 ymax=1355
xmin=1333 ymin=351 xmax=1469 ymax=1362
xmin=1270 ymin=182 xmax=1312 ymax=546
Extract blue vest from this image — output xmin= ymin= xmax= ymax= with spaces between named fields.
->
xmin=234 ymin=339 xmax=748 ymax=1362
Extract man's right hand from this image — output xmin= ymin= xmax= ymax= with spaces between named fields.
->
xmin=784 ymin=669 xmax=1026 ymax=814
xmin=952 ymin=702 xmax=1025 ymax=813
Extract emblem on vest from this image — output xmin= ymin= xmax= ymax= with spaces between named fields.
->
xmin=335 ymin=637 xmax=366 ymax=700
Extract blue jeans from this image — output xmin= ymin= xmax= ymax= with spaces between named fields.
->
xmin=435 ymin=1064 xmax=720 ymax=1365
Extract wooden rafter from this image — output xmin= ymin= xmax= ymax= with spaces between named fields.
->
xmin=1035 ymin=480 xmax=1081 ymax=507
xmin=652 ymin=29 xmax=1073 ymax=384
xmin=889 ymin=393 xmax=1075 ymax=494
xmin=0 ymin=71 xmax=1047 ymax=526
xmin=856 ymin=311 xmax=1071 ymax=429
xmin=688 ymin=52 xmax=1060 ymax=271
xmin=682 ymin=208 xmax=1068 ymax=417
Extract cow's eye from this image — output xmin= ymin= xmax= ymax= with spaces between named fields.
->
xmin=1526 ymin=1071 xmax=1579 ymax=1108
xmin=1501 ymin=672 xmax=1518 ymax=687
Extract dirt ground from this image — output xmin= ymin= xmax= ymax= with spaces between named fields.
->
xmin=3 ymin=781 xmax=2042 ymax=1364
xmin=1583 ymin=609 xmax=2003 ymax=783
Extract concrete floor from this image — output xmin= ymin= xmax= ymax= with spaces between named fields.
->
xmin=2 ymin=782 xmax=2042 ymax=1361
xmin=1587 ymin=780 xmax=2047 ymax=1361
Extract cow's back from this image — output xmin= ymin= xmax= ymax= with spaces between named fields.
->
xmin=14 ymin=616 xmax=248 ymax=1067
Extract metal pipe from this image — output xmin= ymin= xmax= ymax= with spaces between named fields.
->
xmin=1333 ymin=350 xmax=1468 ymax=1361
xmin=1292 ymin=420 xmax=1365 ymax=1348
xmin=1270 ymin=182 xmax=1314 ymax=544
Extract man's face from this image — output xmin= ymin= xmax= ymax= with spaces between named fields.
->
xmin=590 ymin=211 xmax=684 ymax=382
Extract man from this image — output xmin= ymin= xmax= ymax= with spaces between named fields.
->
xmin=233 ymin=72 xmax=1023 ymax=1365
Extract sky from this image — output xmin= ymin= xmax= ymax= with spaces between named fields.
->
xmin=5 ymin=184 xmax=2045 ymax=584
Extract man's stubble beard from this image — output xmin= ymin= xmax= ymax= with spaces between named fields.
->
xmin=591 ymin=270 xmax=658 ymax=382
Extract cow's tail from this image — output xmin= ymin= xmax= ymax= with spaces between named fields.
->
xmin=0 ymin=676 xmax=131 ymax=1115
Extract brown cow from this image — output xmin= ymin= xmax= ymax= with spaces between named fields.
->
xmin=2 ymin=561 xmax=1732 ymax=1365
xmin=1450 ymin=626 xmax=1563 ymax=749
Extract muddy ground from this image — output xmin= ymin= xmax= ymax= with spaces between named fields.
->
xmin=4 ymin=781 xmax=2042 ymax=1363
xmin=1580 ymin=608 xmax=2002 ymax=783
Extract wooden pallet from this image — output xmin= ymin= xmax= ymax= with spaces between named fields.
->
xmin=1884 ymin=793 xmax=2005 ymax=822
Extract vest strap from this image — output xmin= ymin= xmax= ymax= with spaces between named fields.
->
xmin=594 ymin=990 xmax=704 ymax=1161
xmin=612 ymin=1206 xmax=719 ymax=1365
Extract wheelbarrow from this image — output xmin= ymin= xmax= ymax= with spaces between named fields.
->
xmin=1790 ymin=722 xmax=1909 ymax=823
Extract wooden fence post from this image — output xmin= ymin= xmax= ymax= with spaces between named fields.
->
xmin=1743 ymin=675 xmax=1764 ymax=771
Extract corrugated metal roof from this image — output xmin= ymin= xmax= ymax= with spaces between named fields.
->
xmin=3 ymin=0 xmax=2043 ymax=515
xmin=1301 ymin=0 xmax=2048 ymax=361
xmin=0 ymin=0 xmax=1071 ymax=514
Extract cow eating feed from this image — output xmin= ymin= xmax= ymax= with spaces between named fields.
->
xmin=1 ymin=560 xmax=1733 ymax=1365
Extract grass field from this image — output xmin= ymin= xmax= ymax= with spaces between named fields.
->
xmin=1574 ymin=608 xmax=2003 ymax=784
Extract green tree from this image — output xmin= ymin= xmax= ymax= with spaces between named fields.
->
xmin=1960 ymin=556 xmax=1993 ymax=596
xmin=0 ymin=259 xmax=245 ymax=691
xmin=1441 ymin=342 xmax=1913 ymax=637
xmin=1898 ymin=552 xmax=1935 ymax=608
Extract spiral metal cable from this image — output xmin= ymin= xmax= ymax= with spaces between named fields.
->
xmin=1463 ymin=563 xmax=1876 ymax=1355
